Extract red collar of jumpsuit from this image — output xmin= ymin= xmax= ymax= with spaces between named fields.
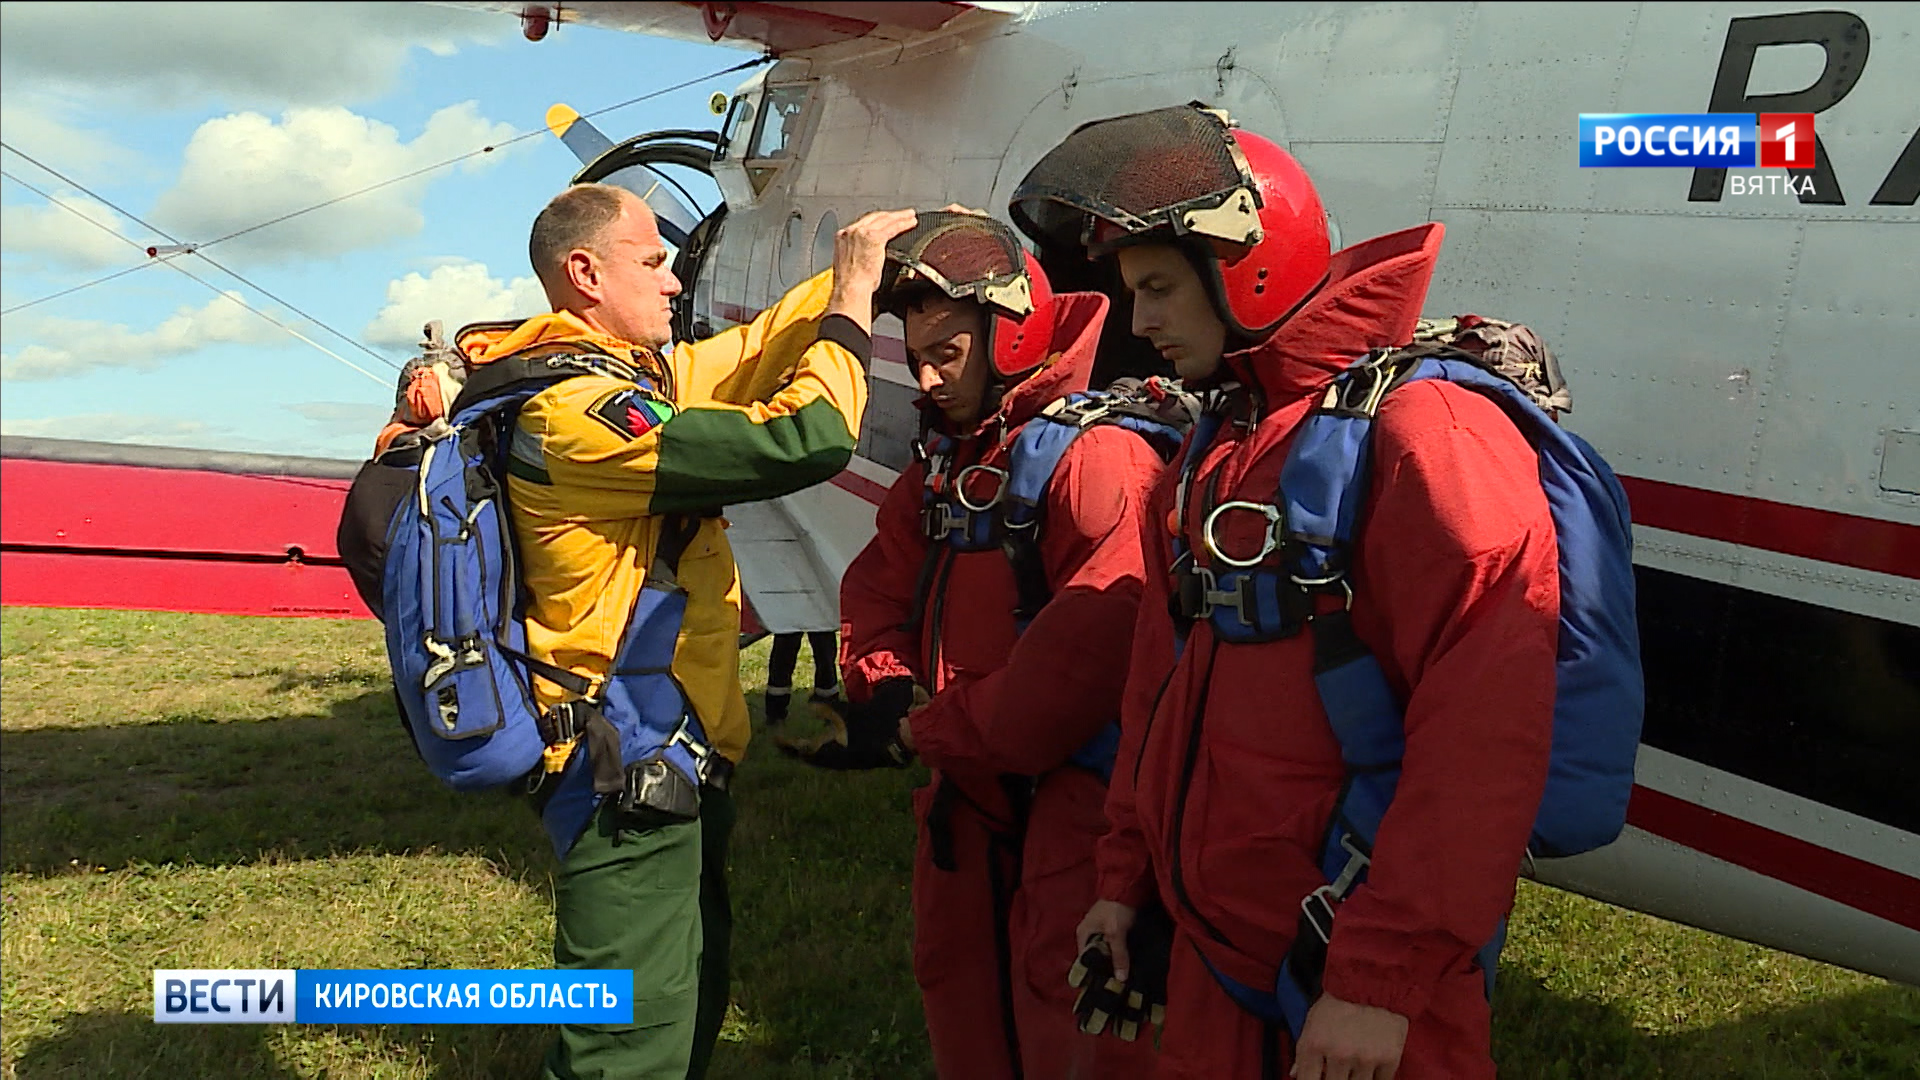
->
xmin=838 ymin=289 xmax=1167 ymax=1080
xmin=1097 ymin=223 xmax=1561 ymax=1079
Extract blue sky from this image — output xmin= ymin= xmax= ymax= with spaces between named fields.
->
xmin=0 ymin=2 xmax=747 ymax=459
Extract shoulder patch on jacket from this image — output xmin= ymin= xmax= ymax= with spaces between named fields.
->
xmin=586 ymin=388 xmax=676 ymax=440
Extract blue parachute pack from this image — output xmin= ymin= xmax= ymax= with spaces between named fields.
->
xmin=1165 ymin=318 xmax=1644 ymax=1037
xmin=378 ymin=350 xmax=722 ymax=858
xmin=913 ymin=376 xmax=1199 ymax=779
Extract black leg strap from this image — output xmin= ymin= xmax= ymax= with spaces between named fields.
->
xmin=926 ymin=776 xmax=959 ymax=872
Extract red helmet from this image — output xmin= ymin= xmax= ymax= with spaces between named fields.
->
xmin=878 ymin=210 xmax=1056 ymax=379
xmin=1009 ymin=103 xmax=1331 ymax=342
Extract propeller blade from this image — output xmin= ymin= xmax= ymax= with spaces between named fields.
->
xmin=545 ymin=103 xmax=616 ymax=167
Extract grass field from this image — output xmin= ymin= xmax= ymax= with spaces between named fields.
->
xmin=2 ymin=606 xmax=1915 ymax=1079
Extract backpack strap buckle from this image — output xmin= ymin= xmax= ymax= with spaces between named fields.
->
xmin=1300 ymin=885 xmax=1339 ymax=946
xmin=1299 ymin=834 xmax=1371 ymax=944
xmin=540 ymin=699 xmax=593 ymax=746
xmin=1051 ymin=396 xmax=1113 ymax=428
xmin=1203 ymin=500 xmax=1284 ymax=568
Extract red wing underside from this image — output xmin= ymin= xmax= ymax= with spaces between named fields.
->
xmin=1 ymin=443 xmax=369 ymax=620
xmin=0 ymin=437 xmax=770 ymax=633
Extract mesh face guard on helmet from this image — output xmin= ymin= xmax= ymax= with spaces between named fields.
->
xmin=879 ymin=211 xmax=1034 ymax=319
xmin=879 ymin=211 xmax=1055 ymax=379
xmin=1010 ymin=102 xmax=1332 ymax=342
xmin=1008 ymin=104 xmax=1263 ymax=256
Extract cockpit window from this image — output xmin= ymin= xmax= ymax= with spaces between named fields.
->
xmin=748 ymin=84 xmax=811 ymax=162
xmin=717 ymin=95 xmax=755 ymax=160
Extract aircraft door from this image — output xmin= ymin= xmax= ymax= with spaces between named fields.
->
xmin=572 ymin=131 xmax=729 ymax=344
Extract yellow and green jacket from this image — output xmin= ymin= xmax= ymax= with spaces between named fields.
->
xmin=456 ymin=270 xmax=867 ymax=765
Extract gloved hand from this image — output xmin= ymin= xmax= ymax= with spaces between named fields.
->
xmin=776 ymin=677 xmax=922 ymax=770
xmin=1069 ymin=900 xmax=1174 ymax=1041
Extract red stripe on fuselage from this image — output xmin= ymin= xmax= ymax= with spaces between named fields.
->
xmin=1620 ymin=476 xmax=1920 ymax=581
xmin=1627 ymin=784 xmax=1920 ymax=932
xmin=831 ymin=469 xmax=894 ymax=505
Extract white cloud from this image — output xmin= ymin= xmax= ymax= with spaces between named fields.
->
xmin=0 ymin=291 xmax=282 ymax=380
xmin=363 ymin=259 xmax=547 ymax=348
xmin=285 ymin=401 xmax=393 ymax=439
xmin=148 ymin=103 xmax=519 ymax=261
xmin=0 ymin=93 xmax=143 ymax=182
xmin=0 ymin=413 xmax=216 ymax=443
xmin=0 ymin=2 xmax=506 ymax=108
xmin=0 ymin=191 xmax=139 ymax=270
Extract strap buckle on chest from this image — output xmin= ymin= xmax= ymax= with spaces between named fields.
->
xmin=1172 ymin=562 xmax=1258 ymax=627
xmin=1202 ymin=500 xmax=1284 ymax=569
xmin=922 ymin=501 xmax=970 ymax=542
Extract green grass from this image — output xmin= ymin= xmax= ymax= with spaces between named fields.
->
xmin=2 ymin=606 xmax=1915 ymax=1078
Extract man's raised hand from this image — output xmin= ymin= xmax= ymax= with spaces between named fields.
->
xmin=827 ymin=208 xmax=919 ymax=331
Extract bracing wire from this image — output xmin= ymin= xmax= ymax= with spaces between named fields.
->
xmin=0 ymin=53 xmax=772 ymax=318
xmin=2 ymin=142 xmax=400 ymax=369
xmin=0 ymin=168 xmax=389 ymax=388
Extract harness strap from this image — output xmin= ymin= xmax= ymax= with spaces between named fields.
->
xmin=984 ymin=771 xmax=1034 ymax=1079
xmin=899 ymin=543 xmax=942 ymax=636
xmin=1003 ymin=524 xmax=1052 ymax=630
xmin=926 ymin=776 xmax=961 ymax=872
xmin=448 ymin=344 xmax=643 ymax=417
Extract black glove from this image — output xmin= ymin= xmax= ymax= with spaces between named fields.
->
xmin=776 ymin=677 xmax=919 ymax=771
xmin=1069 ymin=900 xmax=1174 ymax=1041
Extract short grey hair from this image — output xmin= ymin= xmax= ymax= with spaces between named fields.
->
xmin=529 ymin=184 xmax=631 ymax=289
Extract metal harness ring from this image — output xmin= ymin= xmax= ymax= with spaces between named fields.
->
xmin=953 ymin=464 xmax=1010 ymax=513
xmin=1202 ymin=500 xmax=1284 ymax=569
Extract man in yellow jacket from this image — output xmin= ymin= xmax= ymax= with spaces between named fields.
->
xmin=458 ymin=182 xmax=912 ymax=1079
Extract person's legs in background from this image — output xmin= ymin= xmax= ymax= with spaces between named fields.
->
xmin=764 ymin=632 xmax=803 ymax=725
xmin=806 ymin=630 xmax=842 ymax=705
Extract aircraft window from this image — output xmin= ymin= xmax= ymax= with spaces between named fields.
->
xmin=749 ymin=84 xmax=812 ymax=162
xmin=718 ymin=95 xmax=756 ymax=159
xmin=778 ymin=210 xmax=806 ymax=286
xmin=812 ymin=210 xmax=838 ymax=275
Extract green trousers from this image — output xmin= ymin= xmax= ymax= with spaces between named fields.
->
xmin=542 ymin=784 xmax=736 ymax=1080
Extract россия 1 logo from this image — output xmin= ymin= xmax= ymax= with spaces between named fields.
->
xmin=1579 ymin=113 xmax=1814 ymax=169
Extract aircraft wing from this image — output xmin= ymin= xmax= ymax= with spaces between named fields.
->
xmin=0 ymin=437 xmax=371 ymax=620
xmin=440 ymin=1 xmax=1022 ymax=55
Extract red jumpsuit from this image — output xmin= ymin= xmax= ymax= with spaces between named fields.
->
xmin=1096 ymin=223 xmax=1560 ymax=1078
xmin=842 ymin=291 xmax=1163 ymax=1080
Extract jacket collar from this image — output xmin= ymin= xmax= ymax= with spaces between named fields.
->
xmin=456 ymin=311 xmax=665 ymax=383
xmin=1221 ymin=223 xmax=1445 ymax=409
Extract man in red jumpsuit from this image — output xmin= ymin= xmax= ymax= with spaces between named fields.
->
xmin=789 ymin=211 xmax=1164 ymax=1079
xmin=1009 ymin=106 xmax=1559 ymax=1079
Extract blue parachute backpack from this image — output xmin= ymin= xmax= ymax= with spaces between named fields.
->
xmin=915 ymin=376 xmax=1198 ymax=780
xmin=378 ymin=350 xmax=721 ymax=857
xmin=1168 ymin=317 xmax=1643 ymax=1036
xmin=381 ymin=355 xmax=595 ymax=791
